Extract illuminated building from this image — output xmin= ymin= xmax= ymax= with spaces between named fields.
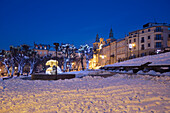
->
xmin=90 ymin=22 xmax=170 ymax=69
xmin=126 ymin=22 xmax=170 ymax=58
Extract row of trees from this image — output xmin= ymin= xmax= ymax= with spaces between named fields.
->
xmin=0 ymin=44 xmax=93 ymax=77
xmin=0 ymin=45 xmax=52 ymax=77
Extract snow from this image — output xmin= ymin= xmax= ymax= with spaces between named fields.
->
xmin=162 ymin=72 xmax=170 ymax=76
xmin=137 ymin=70 xmax=145 ymax=74
xmin=0 ymin=70 xmax=170 ymax=113
xmin=105 ymin=52 xmax=170 ymax=67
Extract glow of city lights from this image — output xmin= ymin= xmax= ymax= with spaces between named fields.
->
xmin=132 ymin=43 xmax=136 ymax=47
xmin=100 ymin=55 xmax=106 ymax=59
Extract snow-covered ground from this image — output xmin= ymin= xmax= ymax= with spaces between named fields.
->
xmin=105 ymin=52 xmax=170 ymax=67
xmin=0 ymin=71 xmax=170 ymax=113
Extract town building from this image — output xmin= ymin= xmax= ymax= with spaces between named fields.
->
xmin=90 ymin=22 xmax=170 ymax=69
xmin=126 ymin=22 xmax=170 ymax=58
xmin=33 ymin=43 xmax=57 ymax=57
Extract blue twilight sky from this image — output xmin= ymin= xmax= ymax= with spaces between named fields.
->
xmin=0 ymin=0 xmax=170 ymax=50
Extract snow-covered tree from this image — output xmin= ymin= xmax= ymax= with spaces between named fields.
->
xmin=60 ymin=44 xmax=77 ymax=72
xmin=0 ymin=49 xmax=17 ymax=77
xmin=0 ymin=51 xmax=11 ymax=77
xmin=79 ymin=44 xmax=93 ymax=70
xmin=27 ymin=50 xmax=40 ymax=74
xmin=39 ymin=53 xmax=52 ymax=73
xmin=10 ymin=45 xmax=29 ymax=76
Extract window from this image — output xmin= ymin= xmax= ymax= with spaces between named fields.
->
xmin=141 ymin=53 xmax=145 ymax=57
xmin=142 ymin=31 xmax=144 ymax=33
xmin=156 ymin=42 xmax=162 ymax=48
xmin=44 ymin=52 xmax=46 ymax=55
xmin=148 ymin=29 xmax=150 ymax=32
xmin=141 ymin=37 xmax=145 ymax=43
xmin=155 ymin=34 xmax=162 ymax=40
xmin=141 ymin=44 xmax=145 ymax=50
xmin=40 ymin=52 xmax=42 ymax=54
xmin=148 ymin=43 xmax=150 ymax=47
xmin=134 ymin=38 xmax=136 ymax=42
xmin=155 ymin=27 xmax=162 ymax=32
xmin=169 ymin=34 xmax=170 ymax=38
xmin=129 ymin=40 xmax=131 ymax=43
xmin=148 ymin=36 xmax=150 ymax=39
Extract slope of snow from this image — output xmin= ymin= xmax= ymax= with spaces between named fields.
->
xmin=105 ymin=52 xmax=170 ymax=67
xmin=0 ymin=71 xmax=170 ymax=113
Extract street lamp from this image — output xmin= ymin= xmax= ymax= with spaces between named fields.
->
xmin=129 ymin=43 xmax=136 ymax=58
xmin=53 ymin=43 xmax=59 ymax=75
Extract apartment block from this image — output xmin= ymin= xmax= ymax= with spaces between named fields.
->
xmin=90 ymin=22 xmax=170 ymax=69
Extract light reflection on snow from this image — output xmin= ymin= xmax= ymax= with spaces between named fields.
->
xmin=0 ymin=71 xmax=170 ymax=113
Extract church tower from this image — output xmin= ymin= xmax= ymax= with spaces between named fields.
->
xmin=95 ymin=33 xmax=99 ymax=42
xmin=109 ymin=28 xmax=113 ymax=38
xmin=107 ymin=28 xmax=116 ymax=44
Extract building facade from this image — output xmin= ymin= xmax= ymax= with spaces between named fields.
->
xmin=33 ymin=43 xmax=56 ymax=57
xmin=90 ymin=22 xmax=170 ymax=69
xmin=126 ymin=22 xmax=170 ymax=58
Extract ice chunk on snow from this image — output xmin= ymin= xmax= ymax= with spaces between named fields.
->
xmin=137 ymin=70 xmax=145 ymax=74
xmin=162 ymin=72 xmax=170 ymax=76
xmin=147 ymin=70 xmax=161 ymax=76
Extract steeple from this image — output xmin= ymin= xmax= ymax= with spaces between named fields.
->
xmin=109 ymin=28 xmax=113 ymax=39
xmin=95 ymin=33 xmax=99 ymax=42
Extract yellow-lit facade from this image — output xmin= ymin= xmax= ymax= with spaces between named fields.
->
xmin=89 ymin=23 xmax=170 ymax=69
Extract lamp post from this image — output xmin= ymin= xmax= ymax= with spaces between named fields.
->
xmin=53 ymin=43 xmax=59 ymax=75
xmin=129 ymin=43 xmax=136 ymax=58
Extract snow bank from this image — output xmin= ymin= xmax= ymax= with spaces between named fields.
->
xmin=105 ymin=52 xmax=170 ymax=67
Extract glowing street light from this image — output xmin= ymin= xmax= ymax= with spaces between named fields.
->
xmin=132 ymin=43 xmax=136 ymax=47
xmin=100 ymin=55 xmax=106 ymax=59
